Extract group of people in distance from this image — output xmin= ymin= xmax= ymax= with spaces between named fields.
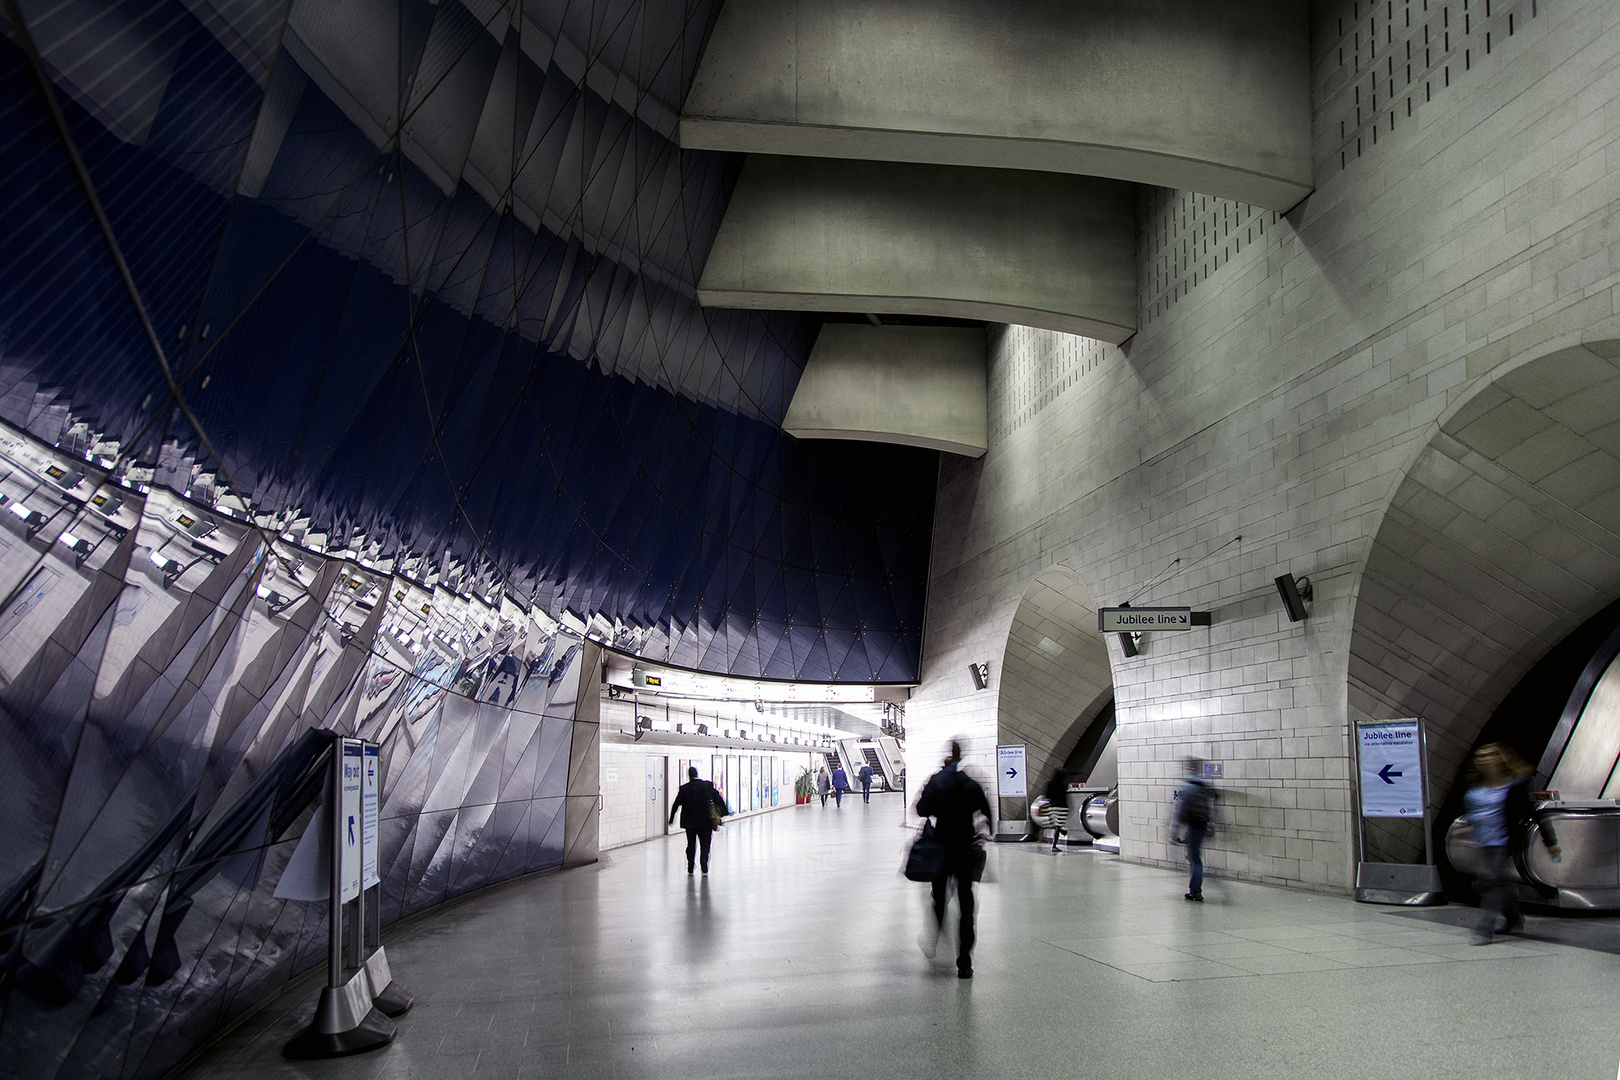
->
xmin=814 ymin=762 xmax=877 ymax=806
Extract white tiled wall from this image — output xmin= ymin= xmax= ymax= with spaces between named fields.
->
xmin=597 ymin=700 xmax=819 ymax=850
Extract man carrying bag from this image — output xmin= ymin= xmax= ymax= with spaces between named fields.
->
xmin=669 ymin=767 xmax=730 ymax=875
xmin=912 ymin=741 xmax=991 ymax=979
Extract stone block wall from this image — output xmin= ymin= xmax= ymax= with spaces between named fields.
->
xmin=908 ymin=0 xmax=1620 ymax=892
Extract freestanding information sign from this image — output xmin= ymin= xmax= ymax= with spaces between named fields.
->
xmin=358 ymin=742 xmax=411 ymax=1017
xmin=284 ymin=738 xmax=395 ymax=1058
xmin=997 ymin=745 xmax=1028 ymax=799
xmin=1352 ymin=719 xmax=1444 ymax=905
xmin=281 ymin=737 xmax=409 ymax=1059
xmin=341 ymin=741 xmax=363 ymax=903
xmin=992 ymin=744 xmax=1029 ymax=841
xmin=362 ymin=744 xmax=380 ymax=889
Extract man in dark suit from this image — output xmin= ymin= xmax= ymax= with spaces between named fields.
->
xmin=669 ymin=766 xmax=730 ymax=874
xmin=916 ymin=741 xmax=992 ymax=979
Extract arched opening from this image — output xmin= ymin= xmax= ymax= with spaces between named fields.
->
xmin=1349 ymin=341 xmax=1620 ymax=862
xmin=995 ymin=568 xmax=1115 ymax=818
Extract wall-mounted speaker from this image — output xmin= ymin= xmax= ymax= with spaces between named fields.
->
xmin=1275 ymin=572 xmax=1313 ymax=622
xmin=969 ymin=662 xmax=990 ymax=690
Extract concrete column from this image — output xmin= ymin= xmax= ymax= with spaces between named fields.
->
xmin=682 ymin=0 xmax=1312 ymax=212
xmin=698 ymin=155 xmax=1138 ymax=343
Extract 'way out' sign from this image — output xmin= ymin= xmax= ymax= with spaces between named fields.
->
xmin=1356 ymin=720 xmax=1426 ymax=818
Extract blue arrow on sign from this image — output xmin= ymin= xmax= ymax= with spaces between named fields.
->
xmin=1378 ymin=764 xmax=1403 ymax=784
xmin=1005 ymin=767 xmax=1018 ymax=780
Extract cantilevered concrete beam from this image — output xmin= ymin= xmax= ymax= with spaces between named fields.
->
xmin=698 ymin=156 xmax=1137 ymax=343
xmin=682 ymin=0 xmax=1312 ymax=212
xmin=784 ymin=325 xmax=988 ymax=457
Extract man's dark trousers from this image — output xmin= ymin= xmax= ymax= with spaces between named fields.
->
xmin=685 ymin=827 xmax=713 ymax=873
xmin=930 ymin=868 xmax=976 ymax=975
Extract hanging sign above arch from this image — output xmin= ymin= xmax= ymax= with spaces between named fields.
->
xmin=1096 ymin=608 xmax=1212 ymax=632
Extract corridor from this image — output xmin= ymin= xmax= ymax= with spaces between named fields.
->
xmin=180 ymin=798 xmax=1617 ymax=1080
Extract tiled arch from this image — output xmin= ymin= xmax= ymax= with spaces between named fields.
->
xmin=1349 ymin=341 xmax=1620 ymax=860
xmin=994 ymin=567 xmax=1114 ymax=808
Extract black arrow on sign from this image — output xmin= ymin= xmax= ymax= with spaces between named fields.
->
xmin=1377 ymin=763 xmax=1402 ymax=784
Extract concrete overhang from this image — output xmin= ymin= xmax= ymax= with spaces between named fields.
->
xmin=682 ymin=0 xmax=1313 ymax=213
xmin=698 ymin=156 xmax=1137 ymax=343
xmin=784 ymin=324 xmax=988 ymax=457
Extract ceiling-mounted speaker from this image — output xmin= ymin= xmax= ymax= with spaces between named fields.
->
xmin=1275 ymin=573 xmax=1313 ymax=622
xmin=969 ymin=662 xmax=989 ymax=690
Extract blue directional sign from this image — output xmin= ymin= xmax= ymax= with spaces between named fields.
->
xmin=1357 ymin=721 xmax=1425 ymax=818
xmin=997 ymin=744 xmax=1027 ymax=799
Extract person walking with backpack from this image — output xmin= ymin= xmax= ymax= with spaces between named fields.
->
xmin=669 ymin=766 xmax=730 ymax=875
xmin=1171 ymin=757 xmax=1216 ymax=902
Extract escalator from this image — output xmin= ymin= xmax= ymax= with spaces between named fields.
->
xmin=1446 ymin=802 xmax=1620 ymax=909
xmin=860 ymin=747 xmax=888 ymax=787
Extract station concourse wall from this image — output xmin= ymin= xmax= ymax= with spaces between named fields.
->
xmin=906 ymin=0 xmax=1620 ymax=893
xmin=0 ymin=433 xmax=602 ymax=1079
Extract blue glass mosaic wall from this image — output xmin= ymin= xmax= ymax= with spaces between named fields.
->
xmin=0 ymin=1 xmax=937 ymax=1076
xmin=0 ymin=427 xmax=594 ymax=1077
xmin=0 ymin=0 xmax=936 ymax=685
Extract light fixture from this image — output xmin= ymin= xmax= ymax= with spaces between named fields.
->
xmin=1275 ymin=573 xmax=1313 ymax=622
xmin=57 ymin=531 xmax=94 ymax=566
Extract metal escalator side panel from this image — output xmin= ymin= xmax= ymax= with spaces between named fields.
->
xmin=1512 ymin=821 xmax=1558 ymax=897
xmin=1529 ymin=810 xmax=1620 ymax=909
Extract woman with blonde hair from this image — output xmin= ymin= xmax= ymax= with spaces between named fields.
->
xmin=1462 ymin=742 xmax=1560 ymax=944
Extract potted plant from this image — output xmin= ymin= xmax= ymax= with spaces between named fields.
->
xmin=794 ymin=767 xmax=815 ymax=805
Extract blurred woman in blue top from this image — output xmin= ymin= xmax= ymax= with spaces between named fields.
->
xmin=1463 ymin=743 xmax=1560 ymax=945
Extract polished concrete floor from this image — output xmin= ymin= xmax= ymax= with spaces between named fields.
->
xmin=179 ymin=797 xmax=1619 ymax=1079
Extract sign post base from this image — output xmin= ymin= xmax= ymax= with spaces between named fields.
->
xmin=363 ymin=945 xmax=414 ymax=1017
xmin=283 ymin=968 xmax=395 ymax=1059
xmin=1353 ymin=861 xmax=1446 ymax=906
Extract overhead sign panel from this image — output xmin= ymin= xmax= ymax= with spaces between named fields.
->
xmin=1357 ymin=720 xmax=1425 ymax=818
xmin=1098 ymin=607 xmax=1193 ymax=632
